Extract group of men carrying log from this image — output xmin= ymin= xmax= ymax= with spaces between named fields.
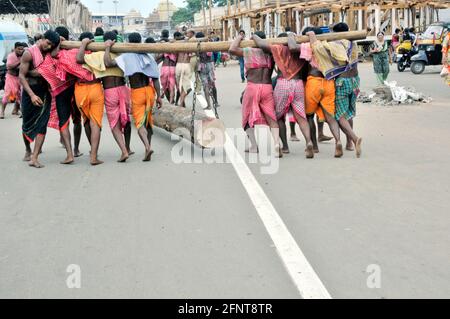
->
xmin=16 ymin=27 xmax=162 ymax=168
xmin=6 ymin=22 xmax=363 ymax=168
xmin=230 ymin=22 xmax=362 ymax=159
xmin=156 ymin=29 xmax=220 ymax=111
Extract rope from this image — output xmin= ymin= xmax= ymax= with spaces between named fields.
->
xmin=190 ymin=42 xmax=202 ymax=145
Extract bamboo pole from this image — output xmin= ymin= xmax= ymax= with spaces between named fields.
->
xmin=60 ymin=30 xmax=368 ymax=54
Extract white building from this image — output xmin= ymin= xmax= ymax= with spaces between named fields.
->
xmin=156 ymin=0 xmax=177 ymax=22
xmin=92 ymin=13 xmax=126 ymax=32
xmin=123 ymin=9 xmax=146 ymax=34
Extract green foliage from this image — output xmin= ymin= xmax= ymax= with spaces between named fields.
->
xmin=171 ymin=8 xmax=194 ymax=25
xmin=171 ymin=0 xmax=227 ymax=25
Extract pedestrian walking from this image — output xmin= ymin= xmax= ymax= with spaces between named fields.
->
xmin=371 ymin=32 xmax=391 ymax=85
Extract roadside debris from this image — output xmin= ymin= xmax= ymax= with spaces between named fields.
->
xmin=358 ymin=81 xmax=432 ymax=105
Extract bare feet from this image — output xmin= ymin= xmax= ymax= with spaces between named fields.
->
xmin=143 ymin=149 xmax=154 ymax=162
xmin=275 ymin=145 xmax=283 ymax=158
xmin=313 ymin=146 xmax=319 ymax=154
xmin=305 ymin=143 xmax=314 ymax=159
xmin=355 ymin=138 xmax=362 ymax=158
xmin=90 ymin=159 xmax=104 ymax=166
xmin=118 ymin=153 xmax=129 ymax=163
xmin=282 ymin=148 xmax=290 ymax=154
xmin=290 ymin=135 xmax=300 ymax=142
xmin=346 ymin=142 xmax=354 ymax=151
xmin=335 ymin=142 xmax=344 ymax=158
xmin=12 ymin=105 xmax=20 ymax=115
xmin=23 ymin=152 xmax=31 ymax=162
xmin=74 ymin=150 xmax=83 ymax=158
xmin=29 ymin=159 xmax=45 ymax=168
xmin=318 ymin=135 xmax=333 ymax=143
xmin=60 ymin=157 xmax=74 ymax=165
xmin=245 ymin=146 xmax=259 ymax=154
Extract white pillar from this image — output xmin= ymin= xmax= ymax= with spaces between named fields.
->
xmin=374 ymin=5 xmax=381 ymax=35
xmin=305 ymin=17 xmax=310 ymax=27
xmin=274 ymin=13 xmax=279 ymax=36
xmin=277 ymin=13 xmax=281 ymax=35
xmin=358 ymin=10 xmax=363 ymax=31
xmin=391 ymin=8 xmax=397 ymax=33
xmin=295 ymin=11 xmax=300 ymax=35
xmin=426 ymin=6 xmax=431 ymax=26
xmin=419 ymin=6 xmax=424 ymax=30
xmin=404 ymin=8 xmax=409 ymax=28
xmin=265 ymin=15 xmax=270 ymax=36
xmin=368 ymin=12 xmax=374 ymax=30
xmin=329 ymin=12 xmax=333 ymax=25
xmin=244 ymin=17 xmax=251 ymax=37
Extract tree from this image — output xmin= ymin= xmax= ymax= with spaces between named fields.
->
xmin=171 ymin=0 xmax=226 ymax=26
xmin=171 ymin=7 xmax=194 ymax=25
xmin=171 ymin=0 xmax=202 ymax=25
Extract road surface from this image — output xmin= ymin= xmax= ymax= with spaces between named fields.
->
xmin=0 ymin=62 xmax=449 ymax=298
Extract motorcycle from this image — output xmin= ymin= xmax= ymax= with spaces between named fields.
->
xmin=396 ymin=47 xmax=415 ymax=72
xmin=395 ymin=39 xmax=416 ymax=72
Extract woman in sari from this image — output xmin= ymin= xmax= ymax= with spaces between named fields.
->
xmin=371 ymin=32 xmax=392 ymax=85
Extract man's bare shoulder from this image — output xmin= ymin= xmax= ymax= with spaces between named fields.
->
xmin=21 ymin=50 xmax=32 ymax=61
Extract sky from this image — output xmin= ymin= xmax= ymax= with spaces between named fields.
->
xmin=80 ymin=0 xmax=186 ymax=17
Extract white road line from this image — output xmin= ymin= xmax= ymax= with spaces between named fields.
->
xmin=202 ymin=106 xmax=332 ymax=299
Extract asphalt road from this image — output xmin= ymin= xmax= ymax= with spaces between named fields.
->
xmin=0 ymin=62 xmax=449 ymax=298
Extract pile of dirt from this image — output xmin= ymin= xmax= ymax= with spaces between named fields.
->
xmin=358 ymin=82 xmax=432 ymax=106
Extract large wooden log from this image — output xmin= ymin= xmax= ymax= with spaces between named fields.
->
xmin=60 ymin=30 xmax=368 ymax=53
xmin=153 ymin=104 xmax=226 ymax=149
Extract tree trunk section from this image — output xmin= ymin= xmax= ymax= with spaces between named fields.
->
xmin=153 ymin=104 xmax=226 ymax=149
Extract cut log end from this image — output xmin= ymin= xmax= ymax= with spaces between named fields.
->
xmin=195 ymin=118 xmax=226 ymax=148
xmin=153 ymin=104 xmax=226 ymax=148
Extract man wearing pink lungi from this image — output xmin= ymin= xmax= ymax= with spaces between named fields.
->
xmin=1 ymin=42 xmax=27 ymax=118
xmin=253 ymin=32 xmax=314 ymax=158
xmin=229 ymin=31 xmax=282 ymax=158
xmin=104 ymin=85 xmax=131 ymax=134
xmin=158 ymin=53 xmax=177 ymax=104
